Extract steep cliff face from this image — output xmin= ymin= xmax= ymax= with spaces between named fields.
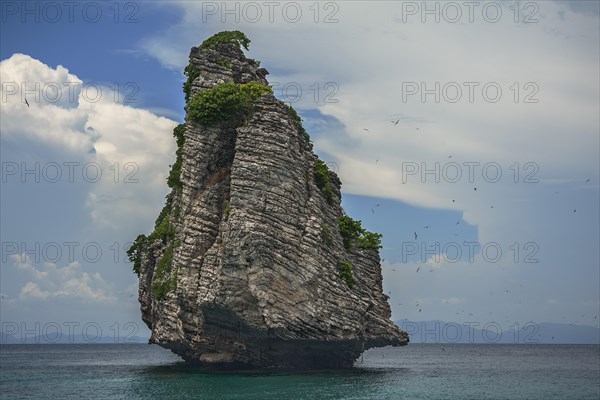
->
xmin=132 ymin=32 xmax=408 ymax=369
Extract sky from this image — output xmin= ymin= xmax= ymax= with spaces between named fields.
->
xmin=1 ymin=1 xmax=598 ymax=343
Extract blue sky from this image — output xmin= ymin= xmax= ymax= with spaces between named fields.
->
xmin=1 ymin=1 xmax=599 ymax=341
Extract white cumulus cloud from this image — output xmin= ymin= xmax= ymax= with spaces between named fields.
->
xmin=1 ymin=53 xmax=178 ymax=230
xmin=9 ymin=254 xmax=117 ymax=304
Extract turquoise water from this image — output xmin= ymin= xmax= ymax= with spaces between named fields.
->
xmin=1 ymin=344 xmax=598 ymax=399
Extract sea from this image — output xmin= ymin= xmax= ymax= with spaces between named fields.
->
xmin=1 ymin=344 xmax=598 ymax=400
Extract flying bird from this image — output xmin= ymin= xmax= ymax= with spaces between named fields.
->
xmin=24 ymin=98 xmax=29 ymax=107
xmin=416 ymin=266 xmax=421 ymax=273
xmin=452 ymin=199 xmax=455 ymax=203
xmin=414 ymin=232 xmax=418 ymax=240
xmin=363 ymin=128 xmax=369 ymax=132
xmin=448 ymin=155 xmax=452 ymax=158
xmin=371 ymin=208 xmax=375 ymax=214
xmin=474 ymin=187 xmax=477 ymax=191
xmin=424 ymin=225 xmax=429 ymax=229
xmin=573 ymin=209 xmax=577 ymax=213
xmin=456 ymin=221 xmax=460 ymax=225
xmin=393 ymin=119 xmax=400 ymax=126
xmin=585 ymin=179 xmax=590 ymax=182
xmin=418 ymin=309 xmax=422 ymax=312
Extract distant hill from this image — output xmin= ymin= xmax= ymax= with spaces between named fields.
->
xmin=396 ymin=320 xmax=600 ymax=344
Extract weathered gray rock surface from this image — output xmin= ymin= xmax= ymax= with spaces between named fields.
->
xmin=136 ymin=37 xmax=408 ymax=369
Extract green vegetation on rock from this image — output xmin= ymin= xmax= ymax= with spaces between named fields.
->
xmin=313 ymin=160 xmax=335 ymax=205
xmin=338 ymin=215 xmax=362 ymax=250
xmin=151 ymin=243 xmax=177 ymax=300
xmin=313 ymin=160 xmax=330 ymax=189
xmin=148 ymin=196 xmax=175 ymax=244
xmin=167 ymin=124 xmax=186 ymax=189
xmin=338 ymin=215 xmax=382 ymax=250
xmin=287 ymin=105 xmax=310 ymax=143
xmin=152 ymin=271 xmax=177 ymax=301
xmin=321 ymin=225 xmax=333 ymax=247
xmin=200 ymin=30 xmax=251 ymax=51
xmin=127 ymin=234 xmax=147 ymax=277
xmin=127 ymin=193 xmax=175 ymax=278
xmin=217 ymin=59 xmax=233 ymax=70
xmin=183 ymin=65 xmax=201 ymax=103
xmin=187 ymin=81 xmax=272 ymax=126
xmin=358 ymin=231 xmax=383 ymax=250
xmin=153 ymin=243 xmax=173 ymax=281
xmin=338 ymin=260 xmax=355 ymax=288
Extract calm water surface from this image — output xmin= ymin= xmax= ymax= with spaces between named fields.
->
xmin=1 ymin=344 xmax=598 ymax=399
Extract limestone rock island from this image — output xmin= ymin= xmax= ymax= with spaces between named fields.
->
xmin=128 ymin=31 xmax=408 ymax=369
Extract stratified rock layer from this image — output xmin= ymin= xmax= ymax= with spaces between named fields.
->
xmin=138 ymin=41 xmax=408 ymax=369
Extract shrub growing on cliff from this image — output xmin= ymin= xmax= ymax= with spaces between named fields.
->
xmin=313 ymin=160 xmax=334 ymax=205
xmin=200 ymin=30 xmax=250 ymax=51
xmin=148 ymin=196 xmax=175 ymax=244
xmin=151 ymin=243 xmax=176 ymax=300
xmin=167 ymin=124 xmax=186 ymax=189
xmin=359 ymin=231 xmax=383 ymax=250
xmin=338 ymin=215 xmax=382 ymax=250
xmin=287 ymin=105 xmax=310 ymax=143
xmin=321 ymin=225 xmax=333 ymax=247
xmin=338 ymin=215 xmax=363 ymax=250
xmin=187 ymin=81 xmax=272 ymax=126
xmin=152 ymin=272 xmax=177 ymax=301
xmin=338 ymin=260 xmax=355 ymax=288
xmin=217 ymin=59 xmax=233 ymax=70
xmin=127 ymin=192 xmax=176 ymax=277
xmin=153 ymin=243 xmax=173 ymax=280
xmin=183 ymin=65 xmax=200 ymax=102
xmin=313 ymin=160 xmax=330 ymax=188
xmin=127 ymin=234 xmax=147 ymax=276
